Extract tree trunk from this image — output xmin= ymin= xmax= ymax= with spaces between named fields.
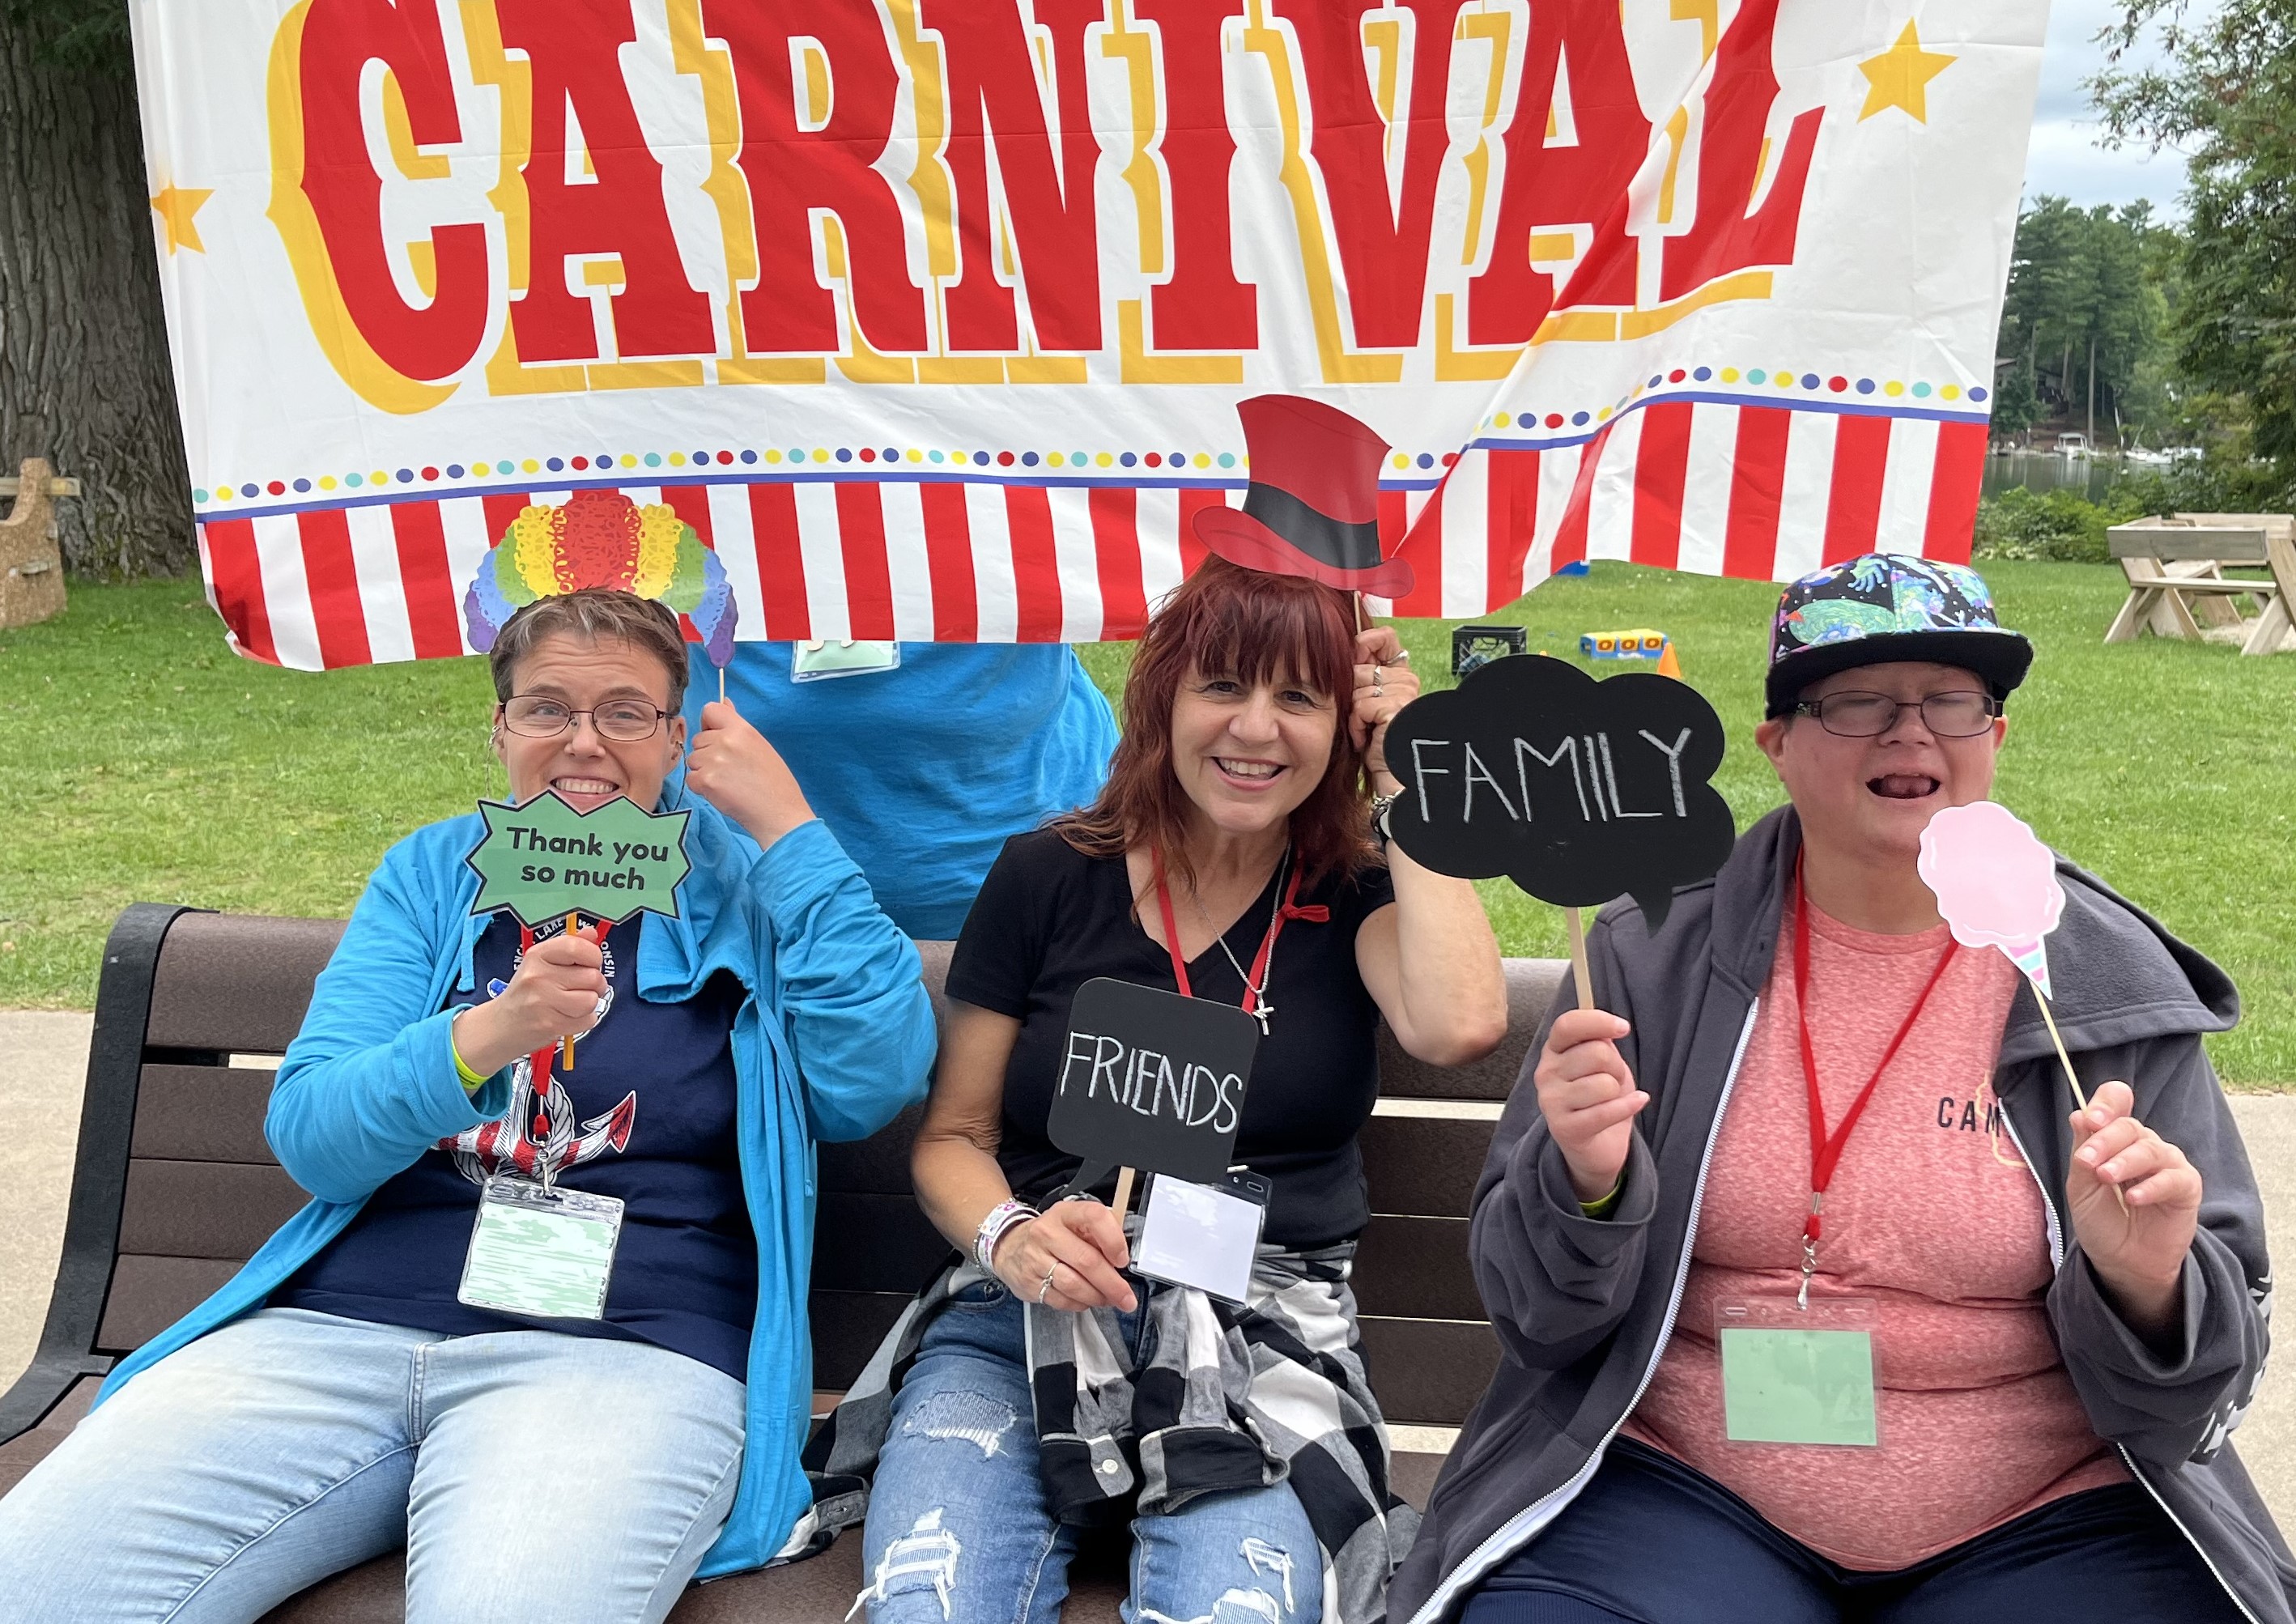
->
xmin=2086 ymin=334 xmax=2098 ymax=445
xmin=0 ymin=20 xmax=195 ymax=578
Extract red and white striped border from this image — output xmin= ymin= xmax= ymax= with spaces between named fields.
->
xmin=195 ymin=404 xmax=1982 ymax=670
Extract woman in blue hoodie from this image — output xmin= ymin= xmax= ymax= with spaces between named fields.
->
xmin=0 ymin=587 xmax=937 ymax=1622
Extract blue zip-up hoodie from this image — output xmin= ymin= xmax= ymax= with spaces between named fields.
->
xmin=91 ymin=803 xmax=937 ymax=1580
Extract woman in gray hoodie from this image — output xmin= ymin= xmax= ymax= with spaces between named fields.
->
xmin=1392 ymin=555 xmax=2292 ymax=1624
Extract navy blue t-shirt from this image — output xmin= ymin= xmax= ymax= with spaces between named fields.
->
xmin=277 ymin=913 xmax=759 ymax=1380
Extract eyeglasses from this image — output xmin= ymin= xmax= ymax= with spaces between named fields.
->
xmin=500 ymin=695 xmax=671 ymax=742
xmin=1788 ymin=690 xmax=2001 ymax=738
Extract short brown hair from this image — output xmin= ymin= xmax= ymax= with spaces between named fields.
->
xmin=487 ymin=589 xmax=690 ymax=709
xmin=1054 ymin=557 xmax=1371 ymax=894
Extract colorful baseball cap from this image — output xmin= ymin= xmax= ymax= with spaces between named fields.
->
xmin=1766 ymin=555 xmax=2031 ymax=717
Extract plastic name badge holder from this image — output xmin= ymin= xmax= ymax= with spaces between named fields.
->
xmin=1133 ymin=1171 xmax=1272 ymax=1306
xmin=459 ymin=1177 xmax=626 ymax=1321
xmin=1716 ymin=1295 xmax=1879 ymax=1448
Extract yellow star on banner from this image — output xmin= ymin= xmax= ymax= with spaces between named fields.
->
xmin=151 ymin=185 xmax=213 ymax=254
xmin=1857 ymin=21 xmax=1956 ymax=122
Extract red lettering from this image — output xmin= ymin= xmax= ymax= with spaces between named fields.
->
xmin=928 ymin=0 xmax=1105 ymax=353
xmin=495 ymin=0 xmax=714 ymax=362
xmin=705 ymin=0 xmax=929 ymax=355
xmin=1468 ymin=6 xmax=1648 ymax=345
xmin=1284 ymin=0 xmax=1468 ymax=350
xmin=296 ymin=0 xmax=488 ymax=380
xmin=1136 ymin=0 xmax=1256 ymax=351
xmin=1659 ymin=0 xmax=1822 ymax=301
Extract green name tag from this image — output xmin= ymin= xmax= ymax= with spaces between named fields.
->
xmin=458 ymin=1178 xmax=624 ymax=1321
xmin=1719 ymin=1326 xmax=1878 ymax=1447
xmin=790 ymin=639 xmax=900 ymax=681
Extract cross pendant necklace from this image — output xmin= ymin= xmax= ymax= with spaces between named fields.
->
xmin=1191 ymin=851 xmax=1288 ymax=1035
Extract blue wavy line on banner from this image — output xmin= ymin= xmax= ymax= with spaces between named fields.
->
xmin=191 ymin=390 xmax=1989 ymax=526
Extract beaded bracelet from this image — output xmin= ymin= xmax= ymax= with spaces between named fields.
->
xmin=972 ymin=1199 xmax=1039 ymax=1275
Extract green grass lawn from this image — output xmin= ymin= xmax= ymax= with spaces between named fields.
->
xmin=4 ymin=563 xmax=2292 ymax=1084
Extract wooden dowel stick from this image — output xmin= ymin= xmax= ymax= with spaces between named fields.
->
xmin=1112 ymin=1167 xmax=1137 ymax=1223
xmin=1566 ymin=907 xmax=1595 ymax=1010
xmin=2035 ymin=992 xmax=2086 ymax=1112
xmin=719 ymin=664 xmax=726 ymax=704
xmin=2038 ymin=989 xmax=2127 ymax=1212
xmin=1353 ymin=591 xmax=1366 ymax=634
xmin=561 ymin=911 xmax=579 ymax=1071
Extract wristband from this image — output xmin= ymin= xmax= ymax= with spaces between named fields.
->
xmin=973 ymin=1200 xmax=1039 ymax=1275
xmin=449 ymin=1022 xmax=489 ymax=1094
xmin=1579 ymin=1178 xmax=1624 ymax=1220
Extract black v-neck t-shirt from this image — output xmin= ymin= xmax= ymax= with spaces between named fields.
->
xmin=946 ymin=829 xmax=1397 ymax=1248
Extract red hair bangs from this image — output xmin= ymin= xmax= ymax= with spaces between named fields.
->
xmin=1056 ymin=558 xmax=1373 ymax=894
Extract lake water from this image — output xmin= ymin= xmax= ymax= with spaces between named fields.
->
xmin=1982 ymin=450 xmax=2137 ymax=502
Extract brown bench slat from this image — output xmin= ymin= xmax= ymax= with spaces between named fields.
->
xmin=809 ymin=1290 xmax=914 ymax=1391
xmin=1360 ymin=1116 xmax=1494 ymax=1218
xmin=1372 ymin=959 xmax=1554 ymax=1101
xmin=1351 ymin=1217 xmax=1478 ymax=1321
xmin=98 ymin=1255 xmax=242 ymax=1353
xmin=118 ymin=1160 xmax=309 ymax=1261
xmin=0 ymin=1376 xmax=100 ymax=1499
xmin=811 ymin=1194 xmax=955 ymax=1295
xmin=147 ymin=914 xmax=346 ymax=1053
xmin=815 ymin=1104 xmax=923 ymax=1196
xmin=1358 ymin=1316 xmax=1500 ymax=1426
xmin=131 ymin=1065 xmax=280 ymax=1165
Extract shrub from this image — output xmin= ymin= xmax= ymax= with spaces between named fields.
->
xmin=1972 ymin=487 xmax=2117 ymax=563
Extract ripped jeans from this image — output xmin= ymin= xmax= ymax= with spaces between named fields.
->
xmin=858 ymin=1282 xmax=1323 ymax=1624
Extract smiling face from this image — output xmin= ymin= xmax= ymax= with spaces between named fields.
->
xmin=1169 ymin=661 xmax=1339 ymax=841
xmin=491 ymin=631 xmax=687 ymax=813
xmin=1756 ymin=660 xmax=2005 ymax=870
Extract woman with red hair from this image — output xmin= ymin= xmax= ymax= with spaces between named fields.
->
xmin=813 ymin=558 xmax=1507 ymax=1624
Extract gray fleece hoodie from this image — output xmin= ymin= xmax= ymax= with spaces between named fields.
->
xmin=1391 ymin=806 xmax=2292 ymax=1624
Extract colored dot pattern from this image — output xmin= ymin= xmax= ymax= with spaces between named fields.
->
xmin=193 ymin=362 xmax=1989 ymax=508
xmin=1473 ymin=365 xmax=1988 ymax=448
xmin=197 ymin=443 xmax=1265 ymax=504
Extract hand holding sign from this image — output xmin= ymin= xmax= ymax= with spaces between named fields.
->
xmin=466 ymin=790 xmax=692 ymax=1072
xmin=683 ymin=699 xmax=814 ymax=849
xmin=1381 ymin=655 xmax=1736 ymax=1005
xmin=451 ymin=925 xmax=609 ymax=1078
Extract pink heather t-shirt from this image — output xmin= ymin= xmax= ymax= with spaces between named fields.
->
xmin=1622 ymin=896 xmax=2127 ymax=1570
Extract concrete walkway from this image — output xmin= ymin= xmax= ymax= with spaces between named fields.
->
xmin=4 ymin=1010 xmax=2294 ymax=1520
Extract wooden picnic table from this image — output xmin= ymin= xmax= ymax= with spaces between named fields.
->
xmin=2105 ymin=514 xmax=2296 ymax=657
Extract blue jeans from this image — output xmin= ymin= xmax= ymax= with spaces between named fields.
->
xmin=0 ymin=1307 xmax=746 ymax=1623
xmin=1461 ymin=1437 xmax=2243 ymax=1624
xmin=861 ymin=1282 xmax=1324 ymax=1624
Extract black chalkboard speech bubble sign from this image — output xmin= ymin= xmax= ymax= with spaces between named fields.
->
xmin=1384 ymin=655 xmax=1735 ymax=940
xmin=1048 ymin=978 xmax=1262 ymax=1199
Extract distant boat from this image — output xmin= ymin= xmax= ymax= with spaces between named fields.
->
xmin=2055 ymin=432 xmax=2090 ymax=457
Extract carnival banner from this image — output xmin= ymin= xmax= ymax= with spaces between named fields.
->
xmin=130 ymin=0 xmax=2046 ymax=670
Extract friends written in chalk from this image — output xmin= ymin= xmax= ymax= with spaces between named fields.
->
xmin=1058 ymin=1028 xmax=1244 ymax=1135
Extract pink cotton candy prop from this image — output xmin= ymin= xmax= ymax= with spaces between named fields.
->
xmin=1916 ymin=801 xmax=2064 ymax=999
xmin=1917 ymin=803 xmax=2109 ymax=1140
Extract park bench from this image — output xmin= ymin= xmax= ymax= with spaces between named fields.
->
xmin=2105 ymin=514 xmax=2296 ymax=656
xmin=0 ymin=904 xmax=1558 ymax=1622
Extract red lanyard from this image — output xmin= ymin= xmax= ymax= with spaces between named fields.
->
xmin=1149 ymin=847 xmax=1324 ymax=1010
xmin=1791 ymin=861 xmax=1955 ymax=1303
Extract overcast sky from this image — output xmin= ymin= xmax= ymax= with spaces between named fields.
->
xmin=2022 ymin=0 xmax=2208 ymax=219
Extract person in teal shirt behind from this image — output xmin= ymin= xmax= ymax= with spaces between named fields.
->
xmin=685 ymin=642 xmax=1118 ymax=940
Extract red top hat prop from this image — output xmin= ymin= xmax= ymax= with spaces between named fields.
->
xmin=1193 ymin=395 xmax=1415 ymax=600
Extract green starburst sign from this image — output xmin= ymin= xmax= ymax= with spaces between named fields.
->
xmin=464 ymin=791 xmax=692 ymax=926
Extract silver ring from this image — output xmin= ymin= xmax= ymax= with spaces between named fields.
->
xmin=1392 ymin=649 xmax=1409 ymax=664
xmin=1036 ymin=1265 xmax=1058 ymax=1305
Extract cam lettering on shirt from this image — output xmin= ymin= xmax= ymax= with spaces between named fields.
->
xmin=1935 ymin=1095 xmax=2008 ymax=1136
